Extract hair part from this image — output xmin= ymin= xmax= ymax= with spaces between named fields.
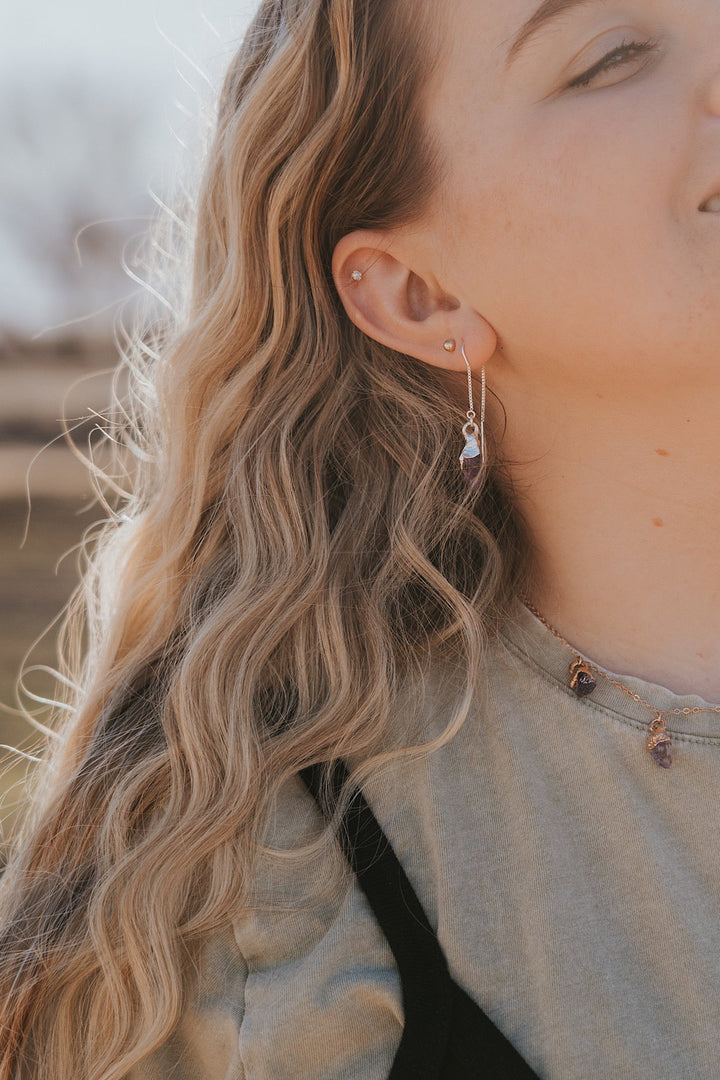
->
xmin=0 ymin=1 xmax=533 ymax=1076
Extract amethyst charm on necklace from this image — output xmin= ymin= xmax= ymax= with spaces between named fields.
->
xmin=647 ymin=715 xmax=673 ymax=769
xmin=523 ymin=596 xmax=683 ymax=772
xmin=569 ymin=658 xmax=597 ymax=698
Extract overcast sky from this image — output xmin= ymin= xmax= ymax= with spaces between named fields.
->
xmin=3 ymin=1 xmax=256 ymax=83
xmin=1 ymin=1 xmax=261 ymax=338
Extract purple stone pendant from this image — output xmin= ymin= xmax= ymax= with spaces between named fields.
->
xmin=459 ymin=418 xmax=483 ymax=486
xmin=647 ymin=715 xmax=672 ymax=769
xmin=569 ymin=658 xmax=597 ymax=698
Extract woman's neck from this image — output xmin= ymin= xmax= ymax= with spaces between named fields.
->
xmin=495 ymin=375 xmax=720 ymax=703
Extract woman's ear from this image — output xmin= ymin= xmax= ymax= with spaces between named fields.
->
xmin=332 ymin=228 xmax=498 ymax=372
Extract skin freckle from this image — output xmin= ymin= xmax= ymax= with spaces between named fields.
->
xmin=654 ymin=449 xmax=670 ymax=456
xmin=652 ymin=517 xmax=664 ymax=527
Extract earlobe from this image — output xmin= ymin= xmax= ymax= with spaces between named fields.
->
xmin=331 ymin=228 xmax=498 ymax=373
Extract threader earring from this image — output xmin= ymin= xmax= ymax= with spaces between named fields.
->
xmin=458 ymin=342 xmax=486 ymax=485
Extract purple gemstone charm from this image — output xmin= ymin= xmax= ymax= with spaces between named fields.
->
xmin=647 ymin=717 xmax=672 ymax=769
xmin=569 ymin=659 xmax=596 ymax=698
xmin=461 ymin=452 xmax=483 ymax=485
xmin=649 ymin=741 xmax=673 ymax=769
xmin=459 ymin=427 xmax=483 ymax=486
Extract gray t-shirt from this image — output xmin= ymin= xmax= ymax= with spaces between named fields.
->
xmin=132 ymin=599 xmax=720 ymax=1079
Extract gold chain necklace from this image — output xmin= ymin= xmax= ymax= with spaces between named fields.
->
xmin=521 ymin=598 xmax=720 ymax=770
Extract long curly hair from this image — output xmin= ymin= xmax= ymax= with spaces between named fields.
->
xmin=0 ymin=0 xmax=533 ymax=1076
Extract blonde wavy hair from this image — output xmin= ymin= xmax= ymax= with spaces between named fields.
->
xmin=0 ymin=0 xmax=533 ymax=1076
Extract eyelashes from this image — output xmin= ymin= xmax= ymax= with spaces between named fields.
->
xmin=566 ymin=38 xmax=659 ymax=89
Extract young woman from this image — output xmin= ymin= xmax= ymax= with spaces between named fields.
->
xmin=3 ymin=0 xmax=720 ymax=1076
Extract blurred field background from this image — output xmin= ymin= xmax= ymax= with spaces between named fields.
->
xmin=1 ymin=0 xmax=256 ymax=861
xmin=0 ymin=337 xmax=116 ymax=856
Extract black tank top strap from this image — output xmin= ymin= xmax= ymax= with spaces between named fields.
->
xmin=299 ymin=761 xmax=541 ymax=1080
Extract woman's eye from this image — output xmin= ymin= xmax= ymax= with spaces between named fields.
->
xmin=567 ymin=39 xmax=658 ymax=89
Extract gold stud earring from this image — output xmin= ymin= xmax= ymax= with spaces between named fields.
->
xmin=443 ymin=339 xmax=456 ymax=352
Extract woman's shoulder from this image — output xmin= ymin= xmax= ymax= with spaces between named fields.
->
xmin=131 ymin=771 xmax=403 ymax=1079
xmin=129 ymin=647 xmax=506 ymax=1080
xmin=127 ymin=925 xmax=249 ymax=1080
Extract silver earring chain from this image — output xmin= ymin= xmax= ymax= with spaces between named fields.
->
xmin=461 ymin=343 xmax=486 ymax=462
